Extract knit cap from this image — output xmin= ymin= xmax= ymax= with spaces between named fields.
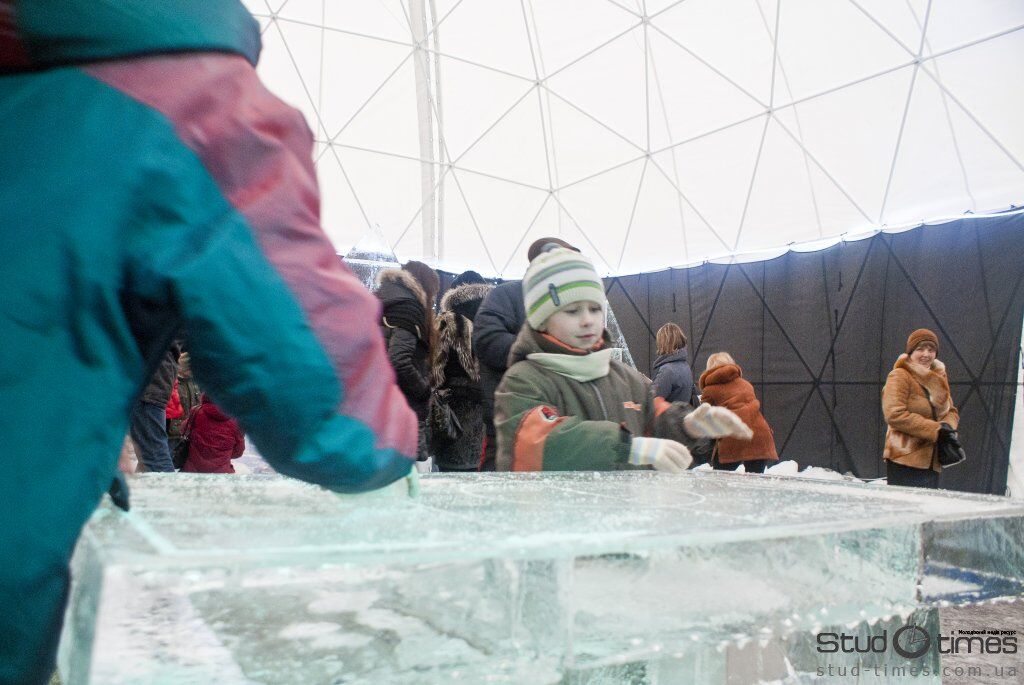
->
xmin=523 ymin=248 xmax=605 ymax=329
xmin=906 ymin=328 xmax=939 ymax=355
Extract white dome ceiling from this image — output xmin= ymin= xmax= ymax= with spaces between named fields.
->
xmin=244 ymin=0 xmax=1024 ymax=276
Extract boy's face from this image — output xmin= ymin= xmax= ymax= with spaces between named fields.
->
xmin=544 ymin=300 xmax=605 ymax=349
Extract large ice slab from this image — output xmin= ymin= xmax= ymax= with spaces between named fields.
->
xmin=59 ymin=472 xmax=1024 ymax=683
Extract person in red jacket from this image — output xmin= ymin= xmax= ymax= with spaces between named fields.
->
xmin=181 ymin=396 xmax=246 ymax=474
xmin=698 ymin=352 xmax=778 ymax=473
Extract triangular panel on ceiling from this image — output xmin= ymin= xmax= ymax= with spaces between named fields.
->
xmin=882 ymin=72 xmax=986 ymax=226
xmin=771 ymin=66 xmax=914 ymax=222
xmin=769 ymin=105 xmax=875 ymax=236
xmin=436 ymin=172 xmax=551 ymax=277
xmin=922 ymin=30 xmax=1024 ymax=197
xmin=545 ymin=26 xmax=648 ymax=150
xmin=650 ymin=0 xmax=776 ymax=107
xmin=645 ymin=27 xmax=767 ymax=151
xmin=454 ymin=90 xmax=551 ymax=191
xmin=439 ymin=58 xmax=537 ymax=159
xmin=543 ymin=90 xmax=645 ymax=188
xmin=433 ymin=0 xmax=538 ymax=79
xmin=526 ymin=0 xmax=640 ymax=77
xmin=334 ymin=57 xmax=422 ymax=160
xmin=850 ymin=0 xmax=929 ymax=55
xmin=333 ymin=147 xmax=440 ymax=258
xmin=617 ymin=159 xmax=706 ymax=274
xmin=324 ymin=0 xmax=414 ymax=44
xmin=736 ymin=116 xmax=838 ymax=252
xmin=274 ymin=0 xmax=328 ymax=25
xmin=257 ymin=18 xmax=325 ymax=134
xmin=413 ymin=168 xmax=498 ymax=274
xmin=555 ymin=159 xmax=648 ymax=274
xmin=929 ymin=80 xmax=1024 ymax=214
xmin=650 ymin=115 xmax=766 ymax=255
xmin=920 ymin=0 xmax=1024 ymax=56
xmin=318 ymin=33 xmax=414 ymax=139
xmin=317 ymin=147 xmax=373 ymax=251
xmin=771 ymin=0 xmax=915 ymax=104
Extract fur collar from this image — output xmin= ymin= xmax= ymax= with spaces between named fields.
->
xmin=377 ymin=268 xmax=429 ymax=309
xmin=431 ymin=310 xmax=478 ymax=386
xmin=894 ymin=353 xmax=951 ymax=410
xmin=440 ymin=283 xmax=491 ymax=313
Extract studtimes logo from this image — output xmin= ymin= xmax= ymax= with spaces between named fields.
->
xmin=814 ymin=624 xmax=1018 ymax=679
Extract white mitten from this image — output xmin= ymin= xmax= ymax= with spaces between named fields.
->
xmin=683 ymin=404 xmax=753 ymax=440
xmin=629 ymin=437 xmax=693 ymax=473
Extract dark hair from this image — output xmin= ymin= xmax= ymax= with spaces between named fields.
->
xmin=401 ymin=260 xmax=439 ymax=362
xmin=401 ymin=260 xmax=440 ymax=304
xmin=656 ymin=323 xmax=687 ymax=355
xmin=527 ymin=237 xmax=579 ymax=263
xmin=451 ymin=270 xmax=486 ymax=288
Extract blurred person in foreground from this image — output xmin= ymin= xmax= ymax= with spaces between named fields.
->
xmin=0 ymin=2 xmax=417 ymax=683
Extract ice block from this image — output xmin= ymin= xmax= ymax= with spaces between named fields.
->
xmin=58 ymin=471 xmax=1024 ymax=683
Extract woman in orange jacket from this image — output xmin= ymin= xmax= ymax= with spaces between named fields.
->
xmin=698 ymin=352 xmax=778 ymax=473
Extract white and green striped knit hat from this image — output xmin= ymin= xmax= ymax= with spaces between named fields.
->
xmin=523 ymin=248 xmax=606 ymax=329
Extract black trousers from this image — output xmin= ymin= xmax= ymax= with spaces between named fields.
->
xmin=886 ymin=460 xmax=940 ymax=489
xmin=713 ymin=458 xmax=769 ymax=474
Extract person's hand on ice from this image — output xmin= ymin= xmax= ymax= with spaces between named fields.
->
xmin=628 ymin=437 xmax=693 ymax=473
xmin=683 ymin=404 xmax=753 ymax=440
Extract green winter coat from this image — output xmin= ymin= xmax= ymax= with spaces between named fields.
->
xmin=494 ymin=326 xmax=711 ymax=471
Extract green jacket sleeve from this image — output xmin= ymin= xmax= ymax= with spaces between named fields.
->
xmin=494 ymin=365 xmax=631 ymax=472
xmin=646 ymin=388 xmax=714 ymax=463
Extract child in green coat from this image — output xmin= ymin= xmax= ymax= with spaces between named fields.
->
xmin=494 ymin=247 xmax=751 ymax=472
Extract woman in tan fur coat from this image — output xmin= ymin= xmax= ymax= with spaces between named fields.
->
xmin=882 ymin=328 xmax=960 ymax=489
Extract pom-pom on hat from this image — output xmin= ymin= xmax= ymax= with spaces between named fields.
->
xmin=906 ymin=328 xmax=939 ymax=355
xmin=523 ymin=248 xmax=605 ymax=329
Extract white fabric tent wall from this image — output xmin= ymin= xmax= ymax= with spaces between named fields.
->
xmin=244 ymin=0 xmax=1023 ymax=278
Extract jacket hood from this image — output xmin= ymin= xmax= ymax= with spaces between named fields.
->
xmin=508 ymin=325 xmax=612 ymax=367
xmin=201 ymin=398 xmax=232 ymax=422
xmin=699 ymin=363 xmax=742 ymax=390
xmin=0 ymin=0 xmax=260 ymax=74
xmin=440 ymin=282 xmax=491 ymax=322
xmin=376 ymin=268 xmax=430 ymax=310
xmin=654 ymin=348 xmax=688 ymax=369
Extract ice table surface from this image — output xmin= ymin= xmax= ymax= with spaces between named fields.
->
xmin=84 ymin=471 xmax=1023 ymax=563
xmin=60 ymin=472 xmax=1024 ymax=684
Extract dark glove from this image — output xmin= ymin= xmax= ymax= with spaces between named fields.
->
xmin=938 ymin=423 xmax=962 ymax=449
xmin=107 ymin=473 xmax=131 ymax=512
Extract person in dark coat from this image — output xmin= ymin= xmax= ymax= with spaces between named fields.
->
xmin=473 ymin=237 xmax=579 ymax=470
xmin=431 ymin=279 xmax=493 ymax=471
xmin=698 ymin=352 xmax=778 ymax=473
xmin=652 ymin=323 xmax=698 ymax=406
xmin=377 ymin=261 xmax=439 ymax=461
xmin=181 ymin=396 xmax=246 ymax=474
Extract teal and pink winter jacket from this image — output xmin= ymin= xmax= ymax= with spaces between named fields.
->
xmin=0 ymin=2 xmax=416 ymax=682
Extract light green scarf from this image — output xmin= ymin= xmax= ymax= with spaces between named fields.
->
xmin=527 ymin=348 xmax=616 ymax=382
